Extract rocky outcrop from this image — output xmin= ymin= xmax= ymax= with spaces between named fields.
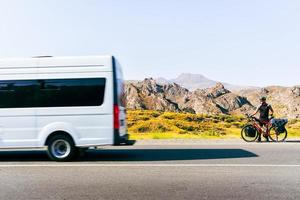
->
xmin=125 ymin=78 xmax=180 ymax=112
xmin=292 ymin=86 xmax=300 ymax=97
xmin=205 ymin=82 xmax=230 ymax=98
xmin=125 ymin=79 xmax=254 ymax=115
xmin=239 ymin=86 xmax=300 ymax=118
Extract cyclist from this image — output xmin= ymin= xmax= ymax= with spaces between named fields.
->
xmin=251 ymin=97 xmax=274 ymax=142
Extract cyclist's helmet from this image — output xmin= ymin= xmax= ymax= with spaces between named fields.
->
xmin=260 ymin=96 xmax=267 ymax=101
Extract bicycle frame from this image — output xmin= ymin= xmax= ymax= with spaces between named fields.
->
xmin=248 ymin=117 xmax=272 ymax=137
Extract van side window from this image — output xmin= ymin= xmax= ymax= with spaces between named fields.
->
xmin=0 ymin=80 xmax=38 ymax=108
xmin=0 ymin=78 xmax=106 ymax=108
xmin=37 ymin=78 xmax=106 ymax=107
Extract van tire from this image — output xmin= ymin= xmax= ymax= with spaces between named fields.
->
xmin=47 ymin=134 xmax=78 ymax=162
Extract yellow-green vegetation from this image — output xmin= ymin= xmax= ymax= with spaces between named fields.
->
xmin=127 ymin=110 xmax=300 ymax=140
xmin=286 ymin=119 xmax=300 ymax=138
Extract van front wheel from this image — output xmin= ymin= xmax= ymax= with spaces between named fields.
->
xmin=47 ymin=134 xmax=77 ymax=161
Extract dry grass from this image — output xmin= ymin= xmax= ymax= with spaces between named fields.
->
xmin=128 ymin=110 xmax=242 ymax=139
xmin=127 ymin=110 xmax=300 ymax=140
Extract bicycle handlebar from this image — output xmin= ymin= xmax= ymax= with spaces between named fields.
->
xmin=245 ymin=114 xmax=274 ymax=121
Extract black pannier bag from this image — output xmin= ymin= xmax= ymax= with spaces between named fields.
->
xmin=276 ymin=126 xmax=286 ymax=134
xmin=271 ymin=119 xmax=288 ymax=134
xmin=245 ymin=126 xmax=257 ymax=137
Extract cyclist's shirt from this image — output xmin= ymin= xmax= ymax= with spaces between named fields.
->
xmin=258 ymin=103 xmax=272 ymax=121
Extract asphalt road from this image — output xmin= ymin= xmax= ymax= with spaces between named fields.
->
xmin=0 ymin=140 xmax=299 ymax=200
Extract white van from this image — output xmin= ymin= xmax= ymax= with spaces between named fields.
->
xmin=0 ymin=55 xmax=133 ymax=161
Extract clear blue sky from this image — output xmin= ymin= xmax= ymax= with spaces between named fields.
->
xmin=0 ymin=0 xmax=299 ymax=87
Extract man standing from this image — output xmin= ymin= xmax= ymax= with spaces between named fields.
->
xmin=251 ymin=97 xmax=274 ymax=142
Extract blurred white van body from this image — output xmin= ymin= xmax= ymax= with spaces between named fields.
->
xmin=0 ymin=55 xmax=131 ymax=161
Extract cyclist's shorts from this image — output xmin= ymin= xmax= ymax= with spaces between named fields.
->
xmin=259 ymin=119 xmax=269 ymax=126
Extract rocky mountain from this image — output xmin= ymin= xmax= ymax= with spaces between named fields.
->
xmin=156 ymin=73 xmax=258 ymax=91
xmin=125 ymin=79 xmax=300 ymax=118
xmin=125 ymin=78 xmax=255 ymax=115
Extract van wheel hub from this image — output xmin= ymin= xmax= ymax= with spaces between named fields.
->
xmin=51 ymin=139 xmax=71 ymax=159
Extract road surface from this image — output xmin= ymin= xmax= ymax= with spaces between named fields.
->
xmin=0 ymin=140 xmax=299 ymax=200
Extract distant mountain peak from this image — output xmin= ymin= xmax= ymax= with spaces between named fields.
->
xmin=155 ymin=73 xmax=259 ymax=91
xmin=175 ymin=73 xmax=213 ymax=81
xmin=176 ymin=73 xmax=208 ymax=79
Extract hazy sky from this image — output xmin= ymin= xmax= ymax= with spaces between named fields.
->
xmin=0 ymin=0 xmax=299 ymax=87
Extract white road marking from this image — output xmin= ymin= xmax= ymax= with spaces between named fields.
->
xmin=0 ymin=164 xmax=299 ymax=167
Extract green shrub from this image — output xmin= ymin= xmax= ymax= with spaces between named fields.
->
xmin=161 ymin=112 xmax=176 ymax=120
xmin=130 ymin=120 xmax=172 ymax=133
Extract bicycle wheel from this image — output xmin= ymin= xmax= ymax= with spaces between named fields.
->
xmin=269 ymin=127 xmax=288 ymax=142
xmin=241 ymin=125 xmax=259 ymax=142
